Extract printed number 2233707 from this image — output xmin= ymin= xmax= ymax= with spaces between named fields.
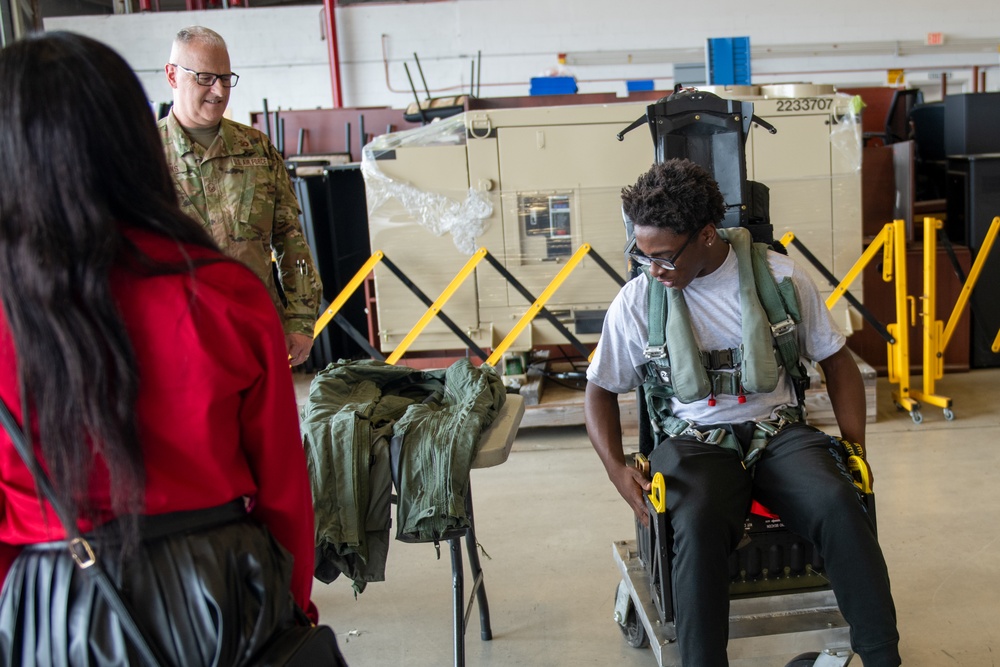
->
xmin=775 ymin=98 xmax=834 ymax=112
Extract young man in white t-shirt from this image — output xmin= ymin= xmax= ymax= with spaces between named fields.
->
xmin=585 ymin=159 xmax=900 ymax=667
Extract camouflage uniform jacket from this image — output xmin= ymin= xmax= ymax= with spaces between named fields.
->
xmin=158 ymin=112 xmax=322 ymax=337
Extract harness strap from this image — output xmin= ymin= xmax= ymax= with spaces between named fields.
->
xmin=742 ymin=406 xmax=803 ymax=468
xmin=646 ymin=270 xmax=668 ymax=357
xmin=660 ymin=417 xmax=739 ymax=457
xmin=749 ymin=244 xmax=810 ymax=404
xmin=660 ymin=407 xmax=802 ymax=468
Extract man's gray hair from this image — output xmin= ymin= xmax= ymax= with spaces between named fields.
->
xmin=173 ymin=26 xmax=227 ymax=51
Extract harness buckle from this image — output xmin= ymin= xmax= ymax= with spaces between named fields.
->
xmin=702 ymin=349 xmax=738 ymax=369
xmin=711 ymin=349 xmax=734 ymax=368
xmin=681 ymin=427 xmax=706 ymax=441
xmin=755 ymin=420 xmax=780 ymax=437
xmin=643 ymin=345 xmax=667 ymax=360
xmin=770 ymin=317 xmax=797 ymax=338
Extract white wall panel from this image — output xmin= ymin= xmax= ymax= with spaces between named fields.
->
xmin=45 ymin=7 xmax=332 ymax=124
xmin=47 ymin=0 xmax=999 ymax=121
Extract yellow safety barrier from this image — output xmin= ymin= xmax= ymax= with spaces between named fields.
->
xmin=484 ymin=244 xmax=593 ymax=368
xmin=909 ymin=218 xmax=951 ymax=419
xmin=939 ymin=216 xmax=1000 ymax=355
xmin=790 ymin=215 xmax=1000 ymax=424
xmin=313 ymin=251 xmax=384 ymax=339
xmin=313 ymin=243 xmax=617 ymax=367
xmin=883 ymin=219 xmax=919 ymax=421
xmin=385 ymin=248 xmax=488 ymax=365
xmin=785 ymin=222 xmax=919 ymax=422
xmin=909 ymin=215 xmax=1000 ymax=421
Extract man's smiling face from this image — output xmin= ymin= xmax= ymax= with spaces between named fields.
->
xmin=167 ymin=41 xmax=232 ymax=129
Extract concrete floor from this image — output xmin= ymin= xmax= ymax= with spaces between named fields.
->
xmin=307 ymin=369 xmax=1000 ymax=666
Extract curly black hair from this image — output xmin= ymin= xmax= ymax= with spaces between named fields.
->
xmin=621 ymin=159 xmax=726 ymax=235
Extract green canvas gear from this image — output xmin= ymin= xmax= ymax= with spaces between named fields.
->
xmin=641 ymin=226 xmax=810 ymax=456
xmin=301 ymin=359 xmax=506 ymax=594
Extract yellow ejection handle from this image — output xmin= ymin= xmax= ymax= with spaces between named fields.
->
xmin=649 ymin=472 xmax=667 ymax=514
xmin=847 ymin=456 xmax=874 ymax=494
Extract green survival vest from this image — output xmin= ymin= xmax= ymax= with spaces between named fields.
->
xmin=641 ymin=227 xmax=810 ymax=447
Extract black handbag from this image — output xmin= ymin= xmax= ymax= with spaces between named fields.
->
xmin=0 ymin=397 xmax=347 ymax=667
xmin=253 ymin=608 xmax=347 ymax=667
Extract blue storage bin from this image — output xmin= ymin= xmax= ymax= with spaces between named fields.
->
xmin=529 ymin=76 xmax=578 ymax=96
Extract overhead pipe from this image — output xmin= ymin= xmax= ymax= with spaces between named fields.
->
xmin=322 ymin=0 xmax=343 ymax=108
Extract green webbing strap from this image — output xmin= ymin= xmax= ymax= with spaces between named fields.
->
xmin=659 ymin=416 xmax=741 ymax=457
xmin=748 ymin=244 xmax=809 ymax=397
xmin=742 ymin=406 xmax=803 ymax=468
xmin=646 ymin=268 xmax=667 ymax=353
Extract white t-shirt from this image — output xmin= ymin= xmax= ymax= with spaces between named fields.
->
xmin=586 ymin=245 xmax=844 ymax=425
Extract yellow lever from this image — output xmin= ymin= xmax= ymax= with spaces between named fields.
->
xmin=649 ymin=472 xmax=667 ymax=514
xmin=847 ymin=455 xmax=873 ymax=494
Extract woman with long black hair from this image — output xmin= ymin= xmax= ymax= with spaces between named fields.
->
xmin=0 ymin=32 xmax=323 ymax=665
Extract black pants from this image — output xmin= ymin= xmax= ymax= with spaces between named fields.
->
xmin=649 ymin=422 xmax=900 ymax=667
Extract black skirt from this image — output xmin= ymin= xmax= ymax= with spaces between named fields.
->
xmin=0 ymin=501 xmax=302 ymax=666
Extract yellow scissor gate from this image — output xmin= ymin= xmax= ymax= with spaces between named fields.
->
xmin=314 ymin=244 xmax=624 ymax=369
xmin=785 ymin=216 xmax=1000 ymax=425
xmin=782 ymin=221 xmax=918 ymax=421
xmin=909 ymin=215 xmax=1000 ymax=421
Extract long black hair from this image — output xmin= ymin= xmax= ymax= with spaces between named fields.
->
xmin=0 ymin=32 xmax=219 ymax=535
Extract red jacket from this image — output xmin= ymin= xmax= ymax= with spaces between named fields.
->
xmin=0 ymin=228 xmax=315 ymax=618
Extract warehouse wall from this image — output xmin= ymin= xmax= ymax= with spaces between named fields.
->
xmin=46 ymin=0 xmax=1000 ymax=124
xmin=45 ymin=8 xmax=332 ymax=125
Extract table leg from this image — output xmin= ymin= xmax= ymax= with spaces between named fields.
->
xmin=464 ymin=486 xmax=492 ymax=640
xmin=450 ymin=536 xmax=465 ymax=667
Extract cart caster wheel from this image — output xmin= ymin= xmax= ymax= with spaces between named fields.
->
xmin=911 ymin=410 xmax=923 ymax=425
xmin=784 ymin=652 xmax=820 ymax=667
xmin=617 ymin=599 xmax=648 ymax=648
xmin=944 ymin=408 xmax=955 ymax=421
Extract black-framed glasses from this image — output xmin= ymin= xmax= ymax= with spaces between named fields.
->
xmin=627 ymin=230 xmax=699 ymax=271
xmin=171 ymin=63 xmax=239 ymax=88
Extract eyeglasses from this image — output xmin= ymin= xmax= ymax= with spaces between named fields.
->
xmin=627 ymin=229 xmax=699 ymax=271
xmin=171 ymin=63 xmax=240 ymax=88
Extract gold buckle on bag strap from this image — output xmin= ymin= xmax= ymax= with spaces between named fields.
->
xmin=69 ymin=537 xmax=97 ymax=569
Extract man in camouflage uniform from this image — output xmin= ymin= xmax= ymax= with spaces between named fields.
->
xmin=159 ymin=26 xmax=322 ymax=366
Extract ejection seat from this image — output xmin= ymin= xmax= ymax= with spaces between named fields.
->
xmin=609 ymin=88 xmax=875 ymax=667
xmin=612 ymin=435 xmax=875 ymax=667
